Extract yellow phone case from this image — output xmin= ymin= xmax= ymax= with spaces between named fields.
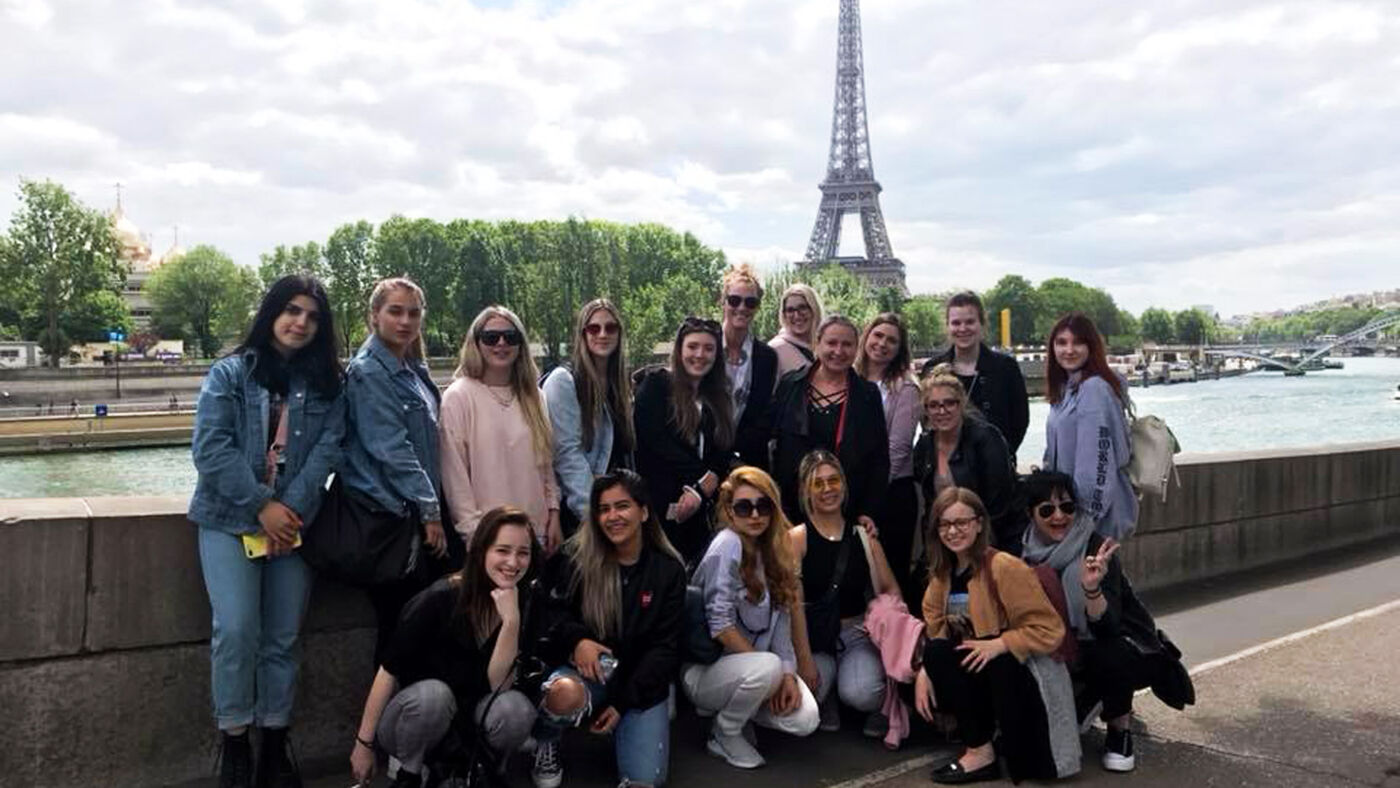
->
xmin=241 ymin=532 xmax=303 ymax=559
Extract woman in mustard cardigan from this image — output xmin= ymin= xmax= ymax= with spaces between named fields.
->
xmin=913 ymin=487 xmax=1066 ymax=785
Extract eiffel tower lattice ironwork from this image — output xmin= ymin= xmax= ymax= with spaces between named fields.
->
xmin=800 ymin=0 xmax=906 ymax=294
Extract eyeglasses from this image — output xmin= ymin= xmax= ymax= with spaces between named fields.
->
xmin=924 ymin=398 xmax=961 ymax=412
xmin=1035 ymin=501 xmax=1076 ymax=519
xmin=726 ymin=295 xmax=761 ymax=310
xmin=783 ymin=303 xmax=812 ymax=316
xmin=478 ymin=329 xmax=524 ymax=347
xmin=730 ymin=496 xmax=775 ymax=519
xmin=937 ymin=515 xmax=980 ymax=533
xmin=583 ymin=322 xmax=620 ymax=337
xmin=808 ymin=476 xmax=843 ymax=492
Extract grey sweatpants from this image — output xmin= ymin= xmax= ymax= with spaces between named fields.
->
xmin=813 ymin=622 xmax=887 ymax=713
xmin=377 ymin=679 xmax=536 ymax=774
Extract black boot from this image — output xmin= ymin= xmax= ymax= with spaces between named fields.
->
xmin=254 ymin=727 xmax=302 ymax=788
xmin=218 ymin=730 xmax=253 ymax=788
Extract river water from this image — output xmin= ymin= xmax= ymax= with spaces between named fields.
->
xmin=2 ymin=357 xmax=1398 ymax=500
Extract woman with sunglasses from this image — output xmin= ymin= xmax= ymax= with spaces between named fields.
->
xmin=913 ymin=488 xmax=1065 ymax=784
xmin=189 ymin=275 xmax=345 ymax=788
xmin=1020 ymin=470 xmax=1183 ymax=773
xmin=441 ymin=306 xmax=561 ymax=551
xmin=770 ymin=315 xmax=889 ymax=529
xmin=684 ymin=466 xmax=819 ymax=770
xmin=1044 ymin=312 xmax=1137 ymax=541
xmin=541 ymin=299 xmax=635 ymax=537
xmin=912 ymin=365 xmax=1021 ymax=555
xmin=720 ymin=263 xmax=779 ymax=469
xmin=769 ymin=283 xmax=824 ymax=377
xmin=341 ymin=277 xmax=450 ymax=664
xmin=854 ymin=313 xmax=923 ymax=598
xmin=632 ymin=317 xmax=735 ymax=567
xmin=788 ymin=450 xmax=899 ymax=737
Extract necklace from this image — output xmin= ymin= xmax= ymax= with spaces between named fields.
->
xmin=485 ymin=383 xmax=515 ymax=409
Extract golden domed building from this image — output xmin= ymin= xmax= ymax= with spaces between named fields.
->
xmin=111 ymin=201 xmax=184 ymax=330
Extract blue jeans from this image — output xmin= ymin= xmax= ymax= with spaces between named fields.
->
xmin=535 ymin=668 xmax=671 ymax=786
xmin=197 ymin=528 xmax=314 ymax=730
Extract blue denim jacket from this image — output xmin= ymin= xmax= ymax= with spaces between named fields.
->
xmin=188 ymin=351 xmax=346 ymax=534
xmin=542 ymin=365 xmax=614 ymax=521
xmin=339 ymin=334 xmax=442 ymax=523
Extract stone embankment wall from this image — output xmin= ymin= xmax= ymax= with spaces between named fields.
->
xmin=3 ymin=442 xmax=1398 ymax=786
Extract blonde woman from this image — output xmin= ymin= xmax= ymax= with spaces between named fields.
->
xmin=440 ymin=306 xmax=561 ymax=551
xmin=769 ymin=283 xmax=824 ymax=377
xmin=542 ymin=299 xmax=635 ymax=536
xmin=684 ymin=466 xmax=819 ymax=770
xmin=719 ymin=262 xmax=779 ymax=468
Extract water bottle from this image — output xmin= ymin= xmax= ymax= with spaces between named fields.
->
xmin=597 ymin=653 xmax=618 ymax=683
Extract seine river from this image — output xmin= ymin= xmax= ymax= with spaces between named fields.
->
xmin=2 ymin=357 xmax=1398 ymax=500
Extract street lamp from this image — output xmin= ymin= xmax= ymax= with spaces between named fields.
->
xmin=108 ymin=329 xmax=126 ymax=399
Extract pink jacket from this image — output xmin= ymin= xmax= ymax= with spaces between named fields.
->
xmin=864 ymin=593 xmax=927 ymax=749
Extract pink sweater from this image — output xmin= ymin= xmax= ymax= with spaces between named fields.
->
xmin=439 ymin=376 xmax=559 ymax=540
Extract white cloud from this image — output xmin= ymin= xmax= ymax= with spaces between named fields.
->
xmin=0 ymin=0 xmax=1397 ymax=318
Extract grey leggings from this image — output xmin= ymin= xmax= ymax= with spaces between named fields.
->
xmin=377 ymin=679 xmax=536 ymax=775
xmin=813 ymin=622 xmax=886 ymax=713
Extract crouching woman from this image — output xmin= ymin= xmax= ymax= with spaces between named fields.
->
xmin=530 ymin=470 xmax=688 ymax=788
xmin=349 ymin=507 xmax=541 ymax=788
xmin=914 ymin=487 xmax=1068 ymax=784
xmin=683 ymin=467 xmax=820 ymax=770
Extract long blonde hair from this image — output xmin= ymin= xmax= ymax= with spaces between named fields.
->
xmin=570 ymin=299 xmax=634 ymax=455
xmin=455 ymin=305 xmax=552 ymax=461
xmin=565 ymin=470 xmax=682 ymax=640
xmin=368 ymin=277 xmax=427 ymax=360
xmin=715 ymin=467 xmax=800 ymax=609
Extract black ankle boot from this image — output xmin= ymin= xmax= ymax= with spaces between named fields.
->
xmin=254 ymin=727 xmax=302 ymax=788
xmin=218 ymin=730 xmax=253 ymax=788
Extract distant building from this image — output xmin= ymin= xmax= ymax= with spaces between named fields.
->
xmin=0 ymin=341 xmax=42 ymax=369
xmin=112 ymin=203 xmax=184 ymax=331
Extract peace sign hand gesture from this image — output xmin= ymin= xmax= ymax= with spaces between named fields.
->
xmin=1082 ymin=537 xmax=1119 ymax=592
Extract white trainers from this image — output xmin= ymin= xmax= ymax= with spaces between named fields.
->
xmin=531 ymin=739 xmax=563 ymax=788
xmin=707 ymin=732 xmax=765 ymax=769
xmin=1102 ymin=727 xmax=1136 ymax=772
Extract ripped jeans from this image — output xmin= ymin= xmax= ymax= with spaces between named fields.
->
xmin=533 ymin=667 xmax=671 ymax=786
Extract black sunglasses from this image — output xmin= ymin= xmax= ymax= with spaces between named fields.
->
xmin=681 ymin=316 xmax=722 ymax=335
xmin=731 ymin=496 xmax=775 ymax=519
xmin=583 ymin=322 xmax=620 ymax=337
xmin=478 ymin=329 xmax=524 ymax=347
xmin=726 ymin=294 xmax=761 ymax=310
xmin=1035 ymin=501 xmax=1076 ymax=519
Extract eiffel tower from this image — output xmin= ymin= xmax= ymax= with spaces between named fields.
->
xmin=800 ymin=0 xmax=907 ymax=294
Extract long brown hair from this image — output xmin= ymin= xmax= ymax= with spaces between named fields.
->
xmin=715 ymin=466 xmax=800 ymax=609
xmin=452 ymin=506 xmax=539 ymax=643
xmin=570 ymin=299 xmax=634 ymax=454
xmin=854 ymin=312 xmax=914 ymax=390
xmin=565 ymin=470 xmax=682 ymax=640
xmin=925 ymin=486 xmax=992 ymax=583
xmin=668 ymin=317 xmax=734 ymax=450
xmin=1045 ymin=312 xmax=1125 ymax=405
xmin=455 ymin=305 xmax=553 ymax=461
xmin=367 ymin=277 xmax=427 ymax=360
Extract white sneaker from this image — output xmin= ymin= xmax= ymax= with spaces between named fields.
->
xmin=531 ymin=739 xmax=564 ymax=788
xmin=707 ymin=733 xmax=765 ymax=769
xmin=1102 ymin=727 xmax=1136 ymax=772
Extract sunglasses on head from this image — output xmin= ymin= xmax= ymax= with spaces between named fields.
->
xmin=583 ymin=322 xmax=620 ymax=337
xmin=478 ymin=329 xmax=524 ymax=347
xmin=726 ymin=294 xmax=761 ymax=310
xmin=1035 ymin=501 xmax=1076 ymax=519
xmin=730 ymin=496 xmax=775 ymax=519
xmin=681 ymin=316 xmax=722 ymax=335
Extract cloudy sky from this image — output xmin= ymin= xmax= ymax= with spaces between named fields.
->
xmin=2 ymin=0 xmax=1396 ymax=317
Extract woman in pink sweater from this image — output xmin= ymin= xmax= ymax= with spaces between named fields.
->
xmin=440 ymin=306 xmax=561 ymax=553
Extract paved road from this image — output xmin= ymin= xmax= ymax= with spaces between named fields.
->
xmin=282 ymin=537 xmax=1400 ymax=788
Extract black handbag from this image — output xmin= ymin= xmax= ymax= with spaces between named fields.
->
xmin=302 ymin=475 xmax=422 ymax=586
xmin=682 ymin=585 xmax=723 ymax=664
xmin=803 ymin=530 xmax=853 ymax=655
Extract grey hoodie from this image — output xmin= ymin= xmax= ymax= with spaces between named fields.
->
xmin=1043 ymin=374 xmax=1138 ymax=541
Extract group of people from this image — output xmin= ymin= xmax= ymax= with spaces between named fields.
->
xmin=190 ymin=263 xmax=1186 ymax=788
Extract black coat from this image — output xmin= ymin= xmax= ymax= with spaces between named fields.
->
xmin=769 ymin=367 xmax=889 ymax=524
xmin=921 ymin=343 xmax=1030 ymax=456
xmin=1083 ymin=533 xmax=1159 ymax=649
xmin=732 ymin=339 xmax=778 ymax=471
xmin=537 ymin=545 xmax=687 ymax=712
xmin=913 ymin=415 xmax=1024 ymax=553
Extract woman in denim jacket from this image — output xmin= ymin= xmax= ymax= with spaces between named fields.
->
xmin=189 ymin=275 xmax=345 ymax=788
xmin=339 ymin=278 xmax=449 ymax=664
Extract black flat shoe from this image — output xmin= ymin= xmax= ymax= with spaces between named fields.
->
xmin=930 ymin=758 xmax=1001 ymax=784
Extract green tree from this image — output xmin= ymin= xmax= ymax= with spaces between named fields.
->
xmin=1172 ymin=308 xmax=1213 ymax=345
xmin=808 ymin=264 xmax=876 ymax=328
xmin=324 ymin=221 xmax=375 ymax=352
xmin=258 ymin=241 xmax=324 ymax=287
xmin=1140 ymin=308 xmax=1175 ymax=344
xmin=374 ymin=216 xmax=455 ymax=353
xmin=983 ymin=275 xmax=1041 ymax=345
xmin=622 ymin=273 xmax=713 ymax=367
xmin=0 ymin=179 xmax=124 ymax=366
xmin=902 ymin=294 xmax=946 ymax=353
xmin=147 ymin=245 xmax=260 ymax=358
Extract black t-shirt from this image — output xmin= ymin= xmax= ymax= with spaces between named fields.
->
xmin=800 ymin=524 xmax=871 ymax=619
xmin=382 ymin=577 xmax=497 ymax=703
